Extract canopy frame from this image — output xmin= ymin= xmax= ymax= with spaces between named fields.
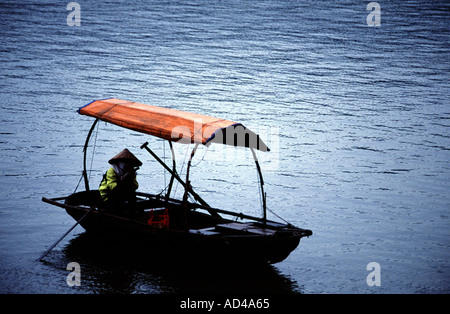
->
xmin=82 ymin=118 xmax=99 ymax=192
xmin=79 ymin=98 xmax=269 ymax=223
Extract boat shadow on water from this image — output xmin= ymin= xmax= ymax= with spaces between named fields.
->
xmin=61 ymin=231 xmax=302 ymax=294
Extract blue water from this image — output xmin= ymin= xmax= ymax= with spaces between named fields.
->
xmin=0 ymin=0 xmax=449 ymax=294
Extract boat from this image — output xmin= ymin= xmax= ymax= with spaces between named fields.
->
xmin=42 ymin=98 xmax=312 ymax=264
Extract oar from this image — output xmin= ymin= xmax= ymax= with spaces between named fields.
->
xmin=37 ymin=204 xmax=96 ymax=261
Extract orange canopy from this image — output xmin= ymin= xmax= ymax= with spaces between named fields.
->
xmin=78 ymin=98 xmax=269 ymax=151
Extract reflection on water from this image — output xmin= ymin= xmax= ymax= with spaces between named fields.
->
xmin=60 ymin=232 xmax=300 ymax=294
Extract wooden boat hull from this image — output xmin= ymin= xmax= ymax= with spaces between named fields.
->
xmin=50 ymin=190 xmax=312 ymax=264
xmin=41 ymin=99 xmax=313 ymax=265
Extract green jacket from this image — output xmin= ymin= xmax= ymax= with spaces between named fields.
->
xmin=99 ymin=167 xmax=139 ymax=202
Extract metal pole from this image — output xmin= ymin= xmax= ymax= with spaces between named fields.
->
xmin=251 ymin=148 xmax=267 ymax=223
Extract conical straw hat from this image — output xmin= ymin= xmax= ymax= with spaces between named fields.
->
xmin=108 ymin=148 xmax=142 ymax=167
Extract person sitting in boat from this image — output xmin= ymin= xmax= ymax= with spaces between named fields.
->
xmin=99 ymin=148 xmax=142 ymax=215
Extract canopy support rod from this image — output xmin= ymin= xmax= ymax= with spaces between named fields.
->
xmin=140 ymin=142 xmax=220 ymax=218
xmin=82 ymin=118 xmax=99 ymax=192
xmin=165 ymin=141 xmax=176 ymax=205
xmin=251 ymin=148 xmax=267 ymax=224
xmin=183 ymin=143 xmax=199 ymax=205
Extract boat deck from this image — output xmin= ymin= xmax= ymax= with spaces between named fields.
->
xmin=190 ymin=222 xmax=278 ymax=237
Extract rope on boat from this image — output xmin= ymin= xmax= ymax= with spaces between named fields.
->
xmin=267 ymin=206 xmax=291 ymax=226
xmin=172 ymin=143 xmax=190 ymax=198
xmin=73 ymin=173 xmax=83 ymax=194
xmin=87 ymin=121 xmax=99 ymax=183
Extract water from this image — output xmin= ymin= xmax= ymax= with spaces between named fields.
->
xmin=0 ymin=0 xmax=449 ymax=294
